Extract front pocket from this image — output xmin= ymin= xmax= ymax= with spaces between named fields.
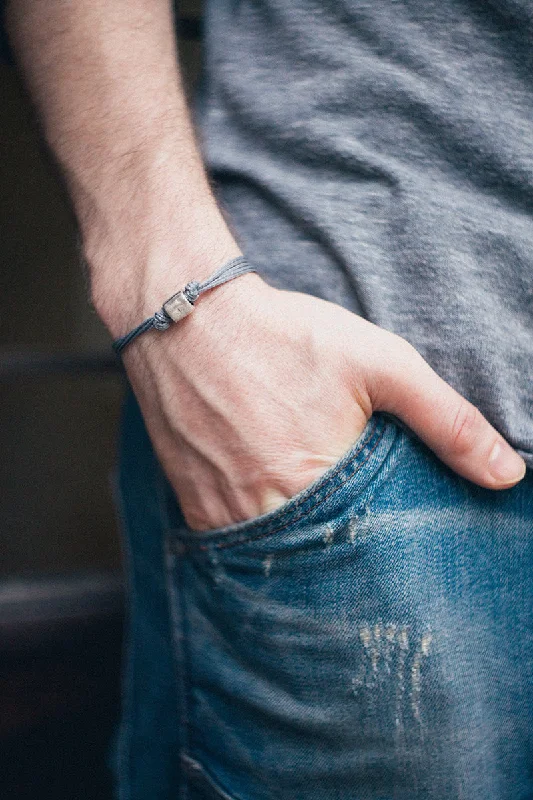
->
xmin=165 ymin=412 xmax=402 ymax=551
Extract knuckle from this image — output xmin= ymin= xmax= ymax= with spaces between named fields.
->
xmin=391 ymin=335 xmax=422 ymax=372
xmin=367 ymin=335 xmax=421 ymax=410
xmin=450 ymin=400 xmax=481 ymax=455
xmin=377 ymin=333 xmax=416 ymax=375
xmin=392 ymin=332 xmax=416 ymax=352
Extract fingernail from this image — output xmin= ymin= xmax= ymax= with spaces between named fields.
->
xmin=488 ymin=441 xmax=526 ymax=484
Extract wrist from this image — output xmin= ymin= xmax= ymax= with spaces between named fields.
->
xmin=111 ymin=256 xmax=260 ymax=356
xmin=88 ymin=210 xmax=244 ymax=338
xmin=118 ymin=269 xmax=268 ymax=366
xmin=72 ymin=137 xmax=244 ymax=334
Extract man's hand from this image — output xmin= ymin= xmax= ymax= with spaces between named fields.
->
xmin=120 ymin=271 xmax=526 ymax=533
xmin=6 ymin=0 xmax=525 ymax=534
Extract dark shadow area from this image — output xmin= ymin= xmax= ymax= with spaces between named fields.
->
xmin=0 ymin=572 xmax=124 ymax=800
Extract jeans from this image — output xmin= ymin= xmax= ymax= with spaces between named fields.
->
xmin=113 ymin=389 xmax=533 ymax=800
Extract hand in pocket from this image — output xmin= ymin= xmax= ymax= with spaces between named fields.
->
xmin=122 ymin=272 xmax=526 ymax=532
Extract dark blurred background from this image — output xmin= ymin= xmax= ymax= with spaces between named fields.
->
xmin=0 ymin=3 xmax=201 ymax=797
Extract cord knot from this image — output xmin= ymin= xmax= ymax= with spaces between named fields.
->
xmin=153 ymin=310 xmax=171 ymax=331
xmin=184 ymin=280 xmax=201 ymax=303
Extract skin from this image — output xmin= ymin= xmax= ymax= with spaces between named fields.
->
xmin=6 ymin=0 xmax=526 ymax=532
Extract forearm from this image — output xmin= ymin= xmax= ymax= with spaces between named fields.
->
xmin=6 ymin=0 xmax=241 ymax=335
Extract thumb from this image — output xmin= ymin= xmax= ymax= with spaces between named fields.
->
xmin=372 ymin=339 xmax=526 ymax=490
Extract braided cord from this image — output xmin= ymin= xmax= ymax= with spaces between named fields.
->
xmin=184 ymin=256 xmax=254 ymax=301
xmin=112 ymin=256 xmax=254 ymax=355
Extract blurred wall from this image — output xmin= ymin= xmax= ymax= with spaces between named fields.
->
xmin=0 ymin=1 xmax=202 ymax=577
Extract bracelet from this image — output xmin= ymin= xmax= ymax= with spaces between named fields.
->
xmin=112 ymin=256 xmax=255 ymax=355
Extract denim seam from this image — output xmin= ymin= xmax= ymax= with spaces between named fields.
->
xmin=110 ymin=469 xmax=135 ymax=800
xmin=181 ymin=754 xmax=243 ymax=800
xmin=158 ymin=474 xmax=194 ymax=800
xmin=200 ymin=419 xmax=392 ymax=552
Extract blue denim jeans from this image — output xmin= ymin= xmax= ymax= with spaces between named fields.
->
xmin=113 ymin=390 xmax=533 ymax=800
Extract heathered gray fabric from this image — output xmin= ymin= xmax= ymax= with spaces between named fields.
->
xmin=195 ymin=0 xmax=533 ymax=466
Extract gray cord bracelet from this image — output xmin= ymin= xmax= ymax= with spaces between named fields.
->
xmin=112 ymin=256 xmax=255 ymax=355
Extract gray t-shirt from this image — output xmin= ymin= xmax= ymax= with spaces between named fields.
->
xmin=196 ymin=0 xmax=533 ymax=467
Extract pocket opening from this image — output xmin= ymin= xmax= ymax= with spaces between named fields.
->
xmin=165 ymin=413 xmax=400 ymax=551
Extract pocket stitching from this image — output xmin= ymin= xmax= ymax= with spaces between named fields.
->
xmin=167 ymin=416 xmax=382 ymax=548
xmin=200 ymin=418 xmax=392 ymax=551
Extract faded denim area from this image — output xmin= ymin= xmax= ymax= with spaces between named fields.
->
xmin=114 ymin=391 xmax=533 ymax=800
